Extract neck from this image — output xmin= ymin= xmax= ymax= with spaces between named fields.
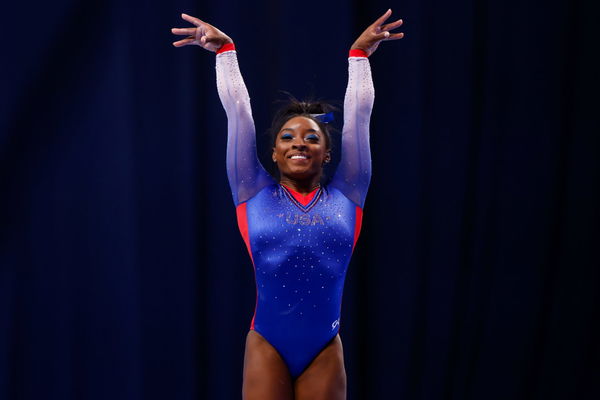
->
xmin=279 ymin=176 xmax=321 ymax=195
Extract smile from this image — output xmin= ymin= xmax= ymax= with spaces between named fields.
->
xmin=289 ymin=154 xmax=309 ymax=160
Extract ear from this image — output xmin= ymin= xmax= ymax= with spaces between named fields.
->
xmin=272 ymin=147 xmax=277 ymax=163
xmin=323 ymin=150 xmax=331 ymax=164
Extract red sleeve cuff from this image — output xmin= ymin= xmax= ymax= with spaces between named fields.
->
xmin=349 ymin=49 xmax=368 ymax=58
xmin=217 ymin=43 xmax=236 ymax=54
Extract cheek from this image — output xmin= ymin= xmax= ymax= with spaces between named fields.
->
xmin=313 ymin=146 xmax=327 ymax=160
xmin=274 ymin=145 xmax=290 ymax=164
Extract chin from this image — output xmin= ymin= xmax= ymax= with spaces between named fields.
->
xmin=284 ymin=167 xmax=322 ymax=181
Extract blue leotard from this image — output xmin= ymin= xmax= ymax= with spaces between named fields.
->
xmin=216 ymin=46 xmax=374 ymax=378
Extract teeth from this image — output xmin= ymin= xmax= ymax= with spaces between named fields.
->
xmin=290 ymin=155 xmax=307 ymax=159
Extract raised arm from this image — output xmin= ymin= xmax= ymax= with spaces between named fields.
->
xmin=172 ymin=14 xmax=273 ymax=205
xmin=330 ymin=9 xmax=404 ymax=208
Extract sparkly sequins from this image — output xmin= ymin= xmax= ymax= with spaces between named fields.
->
xmin=220 ymin=51 xmax=373 ymax=378
xmin=241 ymin=184 xmax=361 ymax=377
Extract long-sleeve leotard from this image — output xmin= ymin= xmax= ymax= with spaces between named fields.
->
xmin=216 ymin=47 xmax=374 ymax=377
xmin=216 ymin=50 xmax=274 ymax=205
xmin=216 ymin=49 xmax=373 ymax=207
xmin=330 ymin=53 xmax=374 ymax=208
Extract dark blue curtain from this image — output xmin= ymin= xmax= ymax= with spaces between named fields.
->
xmin=1 ymin=0 xmax=598 ymax=399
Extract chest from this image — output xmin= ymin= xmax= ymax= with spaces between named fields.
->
xmin=244 ymin=186 xmax=357 ymax=264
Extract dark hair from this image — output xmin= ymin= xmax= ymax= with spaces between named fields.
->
xmin=269 ymin=96 xmax=337 ymax=150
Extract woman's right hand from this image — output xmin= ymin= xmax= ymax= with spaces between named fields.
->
xmin=350 ymin=9 xmax=404 ymax=57
xmin=171 ymin=13 xmax=233 ymax=52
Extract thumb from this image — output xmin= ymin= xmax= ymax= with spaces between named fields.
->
xmin=203 ymin=34 xmax=220 ymax=43
xmin=200 ymin=35 xmax=216 ymax=44
xmin=375 ymin=31 xmax=390 ymax=41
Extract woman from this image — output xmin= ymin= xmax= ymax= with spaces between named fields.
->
xmin=172 ymin=9 xmax=403 ymax=399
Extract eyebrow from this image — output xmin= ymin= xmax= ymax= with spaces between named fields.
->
xmin=280 ymin=128 xmax=319 ymax=134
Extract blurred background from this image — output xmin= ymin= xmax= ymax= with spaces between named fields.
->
xmin=1 ymin=0 xmax=598 ymax=399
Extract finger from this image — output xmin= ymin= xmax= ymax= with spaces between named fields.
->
xmin=372 ymin=9 xmax=392 ymax=27
xmin=374 ymin=31 xmax=391 ymax=41
xmin=381 ymin=19 xmax=403 ymax=32
xmin=384 ymin=32 xmax=405 ymax=41
xmin=181 ymin=13 xmax=206 ymax=27
xmin=171 ymin=27 xmax=197 ymax=36
xmin=172 ymin=37 xmax=196 ymax=47
xmin=202 ymin=34 xmax=220 ymax=43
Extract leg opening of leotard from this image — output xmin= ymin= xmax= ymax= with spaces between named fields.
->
xmin=243 ymin=331 xmax=294 ymax=400
xmin=293 ymin=334 xmax=346 ymax=400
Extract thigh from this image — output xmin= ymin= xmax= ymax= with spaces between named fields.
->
xmin=294 ymin=334 xmax=347 ymax=400
xmin=242 ymin=330 xmax=294 ymax=400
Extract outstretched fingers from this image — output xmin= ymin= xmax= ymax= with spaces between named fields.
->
xmin=350 ymin=9 xmax=404 ymax=56
xmin=181 ymin=13 xmax=206 ymax=27
xmin=381 ymin=18 xmax=403 ymax=32
xmin=171 ymin=25 xmax=198 ymax=47
xmin=384 ymin=32 xmax=404 ymax=41
xmin=372 ymin=9 xmax=392 ymax=28
xmin=171 ymin=27 xmax=197 ymax=36
xmin=172 ymin=37 xmax=196 ymax=47
xmin=374 ymin=31 xmax=391 ymax=41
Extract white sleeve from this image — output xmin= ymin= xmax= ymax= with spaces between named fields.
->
xmin=216 ymin=50 xmax=273 ymax=205
xmin=330 ymin=56 xmax=374 ymax=208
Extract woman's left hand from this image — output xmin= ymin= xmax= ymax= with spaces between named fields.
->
xmin=351 ymin=9 xmax=404 ymax=56
xmin=171 ymin=13 xmax=233 ymax=51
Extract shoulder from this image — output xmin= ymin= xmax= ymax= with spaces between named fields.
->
xmin=323 ymin=184 xmax=365 ymax=208
xmin=244 ymin=183 xmax=281 ymax=203
xmin=322 ymin=184 xmax=355 ymax=203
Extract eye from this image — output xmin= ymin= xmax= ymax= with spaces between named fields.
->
xmin=280 ymin=133 xmax=293 ymax=140
xmin=305 ymin=134 xmax=320 ymax=142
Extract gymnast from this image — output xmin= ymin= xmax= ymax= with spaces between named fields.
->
xmin=172 ymin=9 xmax=403 ymax=399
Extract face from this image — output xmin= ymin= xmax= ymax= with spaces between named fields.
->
xmin=272 ymin=116 xmax=331 ymax=181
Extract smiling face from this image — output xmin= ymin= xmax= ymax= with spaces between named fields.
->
xmin=272 ymin=116 xmax=331 ymax=183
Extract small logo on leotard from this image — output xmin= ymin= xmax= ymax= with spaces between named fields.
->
xmin=278 ymin=212 xmax=325 ymax=226
xmin=331 ymin=318 xmax=340 ymax=330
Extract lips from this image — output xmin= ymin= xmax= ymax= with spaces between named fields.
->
xmin=288 ymin=153 xmax=309 ymax=160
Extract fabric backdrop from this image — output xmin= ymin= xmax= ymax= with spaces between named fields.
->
xmin=1 ymin=0 xmax=598 ymax=399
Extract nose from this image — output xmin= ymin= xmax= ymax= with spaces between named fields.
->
xmin=291 ymin=138 xmax=307 ymax=150
xmin=291 ymin=145 xmax=307 ymax=153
